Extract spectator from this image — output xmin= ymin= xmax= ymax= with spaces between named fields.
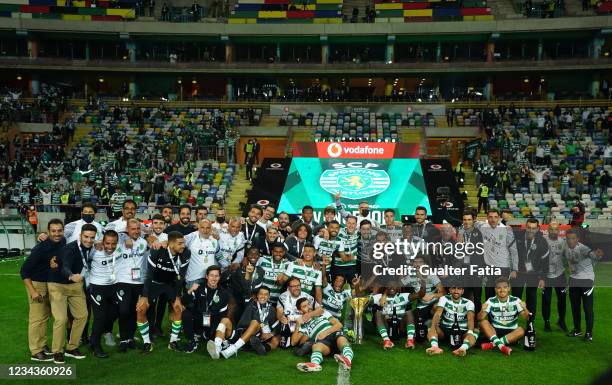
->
xmin=148 ymin=0 xmax=155 ymax=17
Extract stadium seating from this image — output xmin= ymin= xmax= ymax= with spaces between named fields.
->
xmin=597 ymin=0 xmax=612 ymax=14
xmin=228 ymin=0 xmax=343 ymax=24
xmin=374 ymin=0 xmax=493 ymax=23
xmin=279 ymin=110 xmax=435 ymax=141
xmin=0 ymin=0 xmax=136 ymax=21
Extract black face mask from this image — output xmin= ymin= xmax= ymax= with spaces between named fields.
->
xmin=216 ymin=216 xmax=225 ymax=224
xmin=361 ymin=209 xmax=369 ymax=217
xmin=82 ymin=214 xmax=95 ymax=223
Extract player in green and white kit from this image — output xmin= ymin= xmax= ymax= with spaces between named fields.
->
xmin=479 ymin=277 xmax=529 ymax=356
xmin=426 ymin=284 xmax=477 ymax=356
xmin=257 ymin=242 xmax=290 ymax=305
xmin=313 ymin=221 xmax=341 ymax=276
xmin=292 ymin=298 xmax=354 ymax=373
xmin=279 ymin=244 xmax=323 ymax=304
xmin=321 ymin=264 xmax=359 ymax=320
xmin=373 ymin=281 xmax=425 ymax=350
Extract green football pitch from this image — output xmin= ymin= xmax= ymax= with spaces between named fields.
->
xmin=1 ymin=259 xmax=610 ymax=385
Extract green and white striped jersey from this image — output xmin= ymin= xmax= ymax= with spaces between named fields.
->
xmin=335 ymin=228 xmax=359 ymax=267
xmin=314 ymin=235 xmax=340 ymax=272
xmin=257 ymin=255 xmax=289 ymax=303
xmin=401 ymin=274 xmax=442 ymax=309
xmin=283 ymin=262 xmax=322 ymax=295
xmin=372 ymin=293 xmax=412 ymax=317
xmin=437 ymin=294 xmax=475 ymax=330
xmin=322 ymin=284 xmax=351 ymax=319
xmin=483 ymin=295 xmax=524 ymax=330
xmin=299 ymin=310 xmax=334 ymax=340
xmin=110 ymin=192 xmax=127 ymax=212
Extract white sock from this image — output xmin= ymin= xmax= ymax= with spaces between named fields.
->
xmin=234 ymin=339 xmax=245 ymax=350
xmin=214 ymin=337 xmax=223 ymax=350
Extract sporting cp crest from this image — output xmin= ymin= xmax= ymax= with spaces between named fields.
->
xmin=320 ymin=168 xmax=390 ymax=199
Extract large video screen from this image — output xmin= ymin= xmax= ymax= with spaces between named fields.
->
xmin=278 ymin=157 xmax=431 ymax=222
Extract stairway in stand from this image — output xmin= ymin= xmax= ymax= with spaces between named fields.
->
xmin=225 ymin=166 xmax=252 ymax=217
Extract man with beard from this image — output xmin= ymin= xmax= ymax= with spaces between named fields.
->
xmin=21 ymin=219 xmax=66 ymax=362
xmin=257 ymin=204 xmax=276 ymax=231
xmin=313 ymin=221 xmax=341 ymax=278
xmin=165 ymin=204 xmax=196 ymax=236
xmin=115 ymin=219 xmax=149 ymax=352
xmin=49 ymin=224 xmax=97 ymax=362
xmin=277 ymin=211 xmax=292 ymax=239
xmin=105 ymin=199 xmax=137 ymax=234
xmin=242 ymin=204 xmax=266 ymax=249
xmin=542 ymin=221 xmax=568 ymax=332
xmin=257 ymin=225 xmax=281 ymax=258
xmin=136 ymin=231 xmax=191 ymax=353
xmin=160 ymin=205 xmax=174 ymax=225
xmin=413 ymin=206 xmax=440 ymax=242
xmin=512 ymin=218 xmax=549 ymax=319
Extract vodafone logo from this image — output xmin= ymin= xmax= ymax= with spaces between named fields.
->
xmin=430 ymin=164 xmax=442 ymax=170
xmin=327 ymin=143 xmax=343 ymax=158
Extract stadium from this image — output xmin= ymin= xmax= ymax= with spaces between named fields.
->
xmin=0 ymin=0 xmax=612 ymax=384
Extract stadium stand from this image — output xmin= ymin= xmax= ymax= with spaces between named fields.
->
xmin=279 ymin=110 xmax=435 ymax=141
xmin=229 ymin=0 xmax=344 ymax=24
xmin=0 ymin=0 xmax=136 ymax=21
xmin=374 ymin=0 xmax=493 ymax=23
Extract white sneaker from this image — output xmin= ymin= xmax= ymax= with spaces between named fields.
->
xmin=221 ymin=345 xmax=238 ymax=359
xmin=104 ymin=333 xmax=116 ymax=347
xmin=207 ymin=340 xmax=220 ymax=360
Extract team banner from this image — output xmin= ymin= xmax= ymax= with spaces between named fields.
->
xmin=293 ymin=142 xmax=420 ymax=159
xmin=421 ymin=159 xmax=465 ymax=224
xmin=278 ymin=157 xmax=431 ymax=222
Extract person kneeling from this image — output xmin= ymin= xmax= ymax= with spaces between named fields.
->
xmin=220 ymin=286 xmax=281 ymax=358
xmin=291 ymin=298 xmax=354 ymax=373
xmin=478 ymin=277 xmax=529 ymax=356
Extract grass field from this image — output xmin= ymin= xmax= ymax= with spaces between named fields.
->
xmin=1 ymin=259 xmax=611 ymax=385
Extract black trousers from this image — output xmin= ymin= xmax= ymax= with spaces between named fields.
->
xmin=116 ymin=283 xmax=143 ymax=341
xmin=182 ymin=308 xmax=202 ymax=342
xmin=511 ymin=272 xmax=541 ymax=316
xmin=569 ymin=278 xmax=594 ymax=334
xmin=542 ymin=274 xmax=567 ymax=323
xmin=147 ymin=292 xmax=168 ymax=332
xmin=89 ymin=284 xmax=118 ymax=350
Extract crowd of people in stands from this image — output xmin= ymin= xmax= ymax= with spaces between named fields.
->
xmin=465 ymin=104 xmax=611 ymax=221
xmin=0 ymin=101 xmax=264 ymax=216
